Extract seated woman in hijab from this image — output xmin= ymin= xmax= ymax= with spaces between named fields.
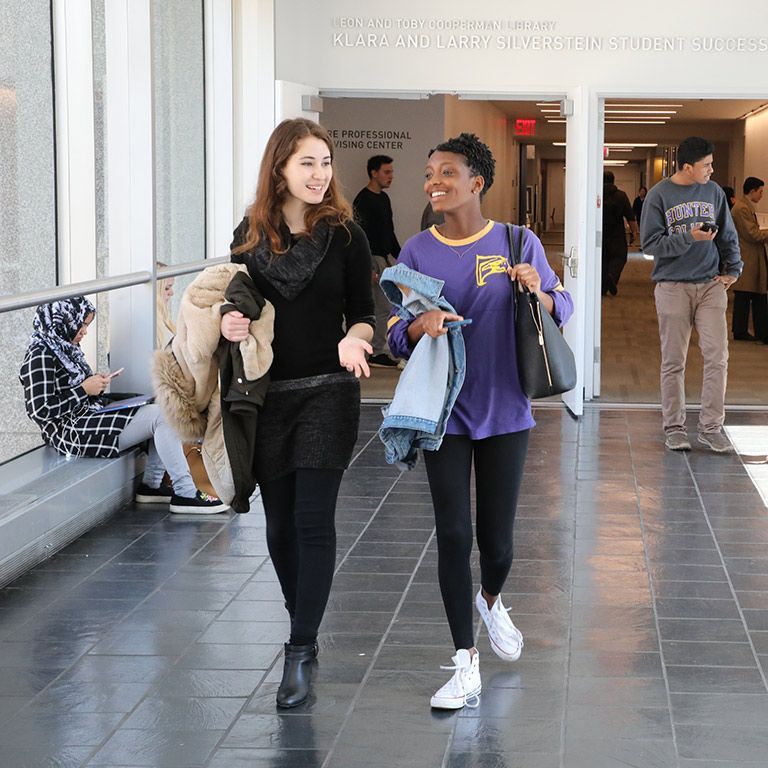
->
xmin=18 ymin=296 xmax=227 ymax=514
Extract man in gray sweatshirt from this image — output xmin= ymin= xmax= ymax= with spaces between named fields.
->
xmin=640 ymin=136 xmax=742 ymax=453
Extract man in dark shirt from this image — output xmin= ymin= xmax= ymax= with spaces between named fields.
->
xmin=354 ymin=155 xmax=401 ymax=367
xmin=602 ymin=170 xmax=639 ymax=296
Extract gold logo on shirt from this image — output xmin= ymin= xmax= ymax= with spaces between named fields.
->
xmin=476 ymin=255 xmax=509 ymax=286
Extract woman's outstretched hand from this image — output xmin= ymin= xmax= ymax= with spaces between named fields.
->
xmin=338 ymin=336 xmax=373 ymax=378
xmin=221 ymin=310 xmax=251 ymax=342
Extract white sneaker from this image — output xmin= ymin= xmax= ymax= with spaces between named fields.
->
xmin=430 ymin=648 xmax=481 ymax=710
xmin=475 ymin=590 xmax=524 ymax=661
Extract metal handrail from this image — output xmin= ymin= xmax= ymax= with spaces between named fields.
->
xmin=156 ymin=256 xmax=228 ymax=279
xmin=0 ymin=257 xmax=228 ymax=314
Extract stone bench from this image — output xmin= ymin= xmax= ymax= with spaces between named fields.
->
xmin=0 ymin=445 xmax=142 ymax=587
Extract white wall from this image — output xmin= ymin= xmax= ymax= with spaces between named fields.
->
xmin=276 ymin=0 xmax=768 ymax=95
xmin=744 ymin=110 xmax=768 ymax=213
xmin=321 ymin=96 xmax=445 ymax=243
xmin=545 ymin=161 xmax=565 ymax=229
xmin=609 ymin=164 xmax=642 ymax=204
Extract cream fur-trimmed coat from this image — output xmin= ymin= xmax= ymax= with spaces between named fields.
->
xmin=153 ymin=263 xmax=274 ymax=504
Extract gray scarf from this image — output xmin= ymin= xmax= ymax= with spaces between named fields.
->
xmin=247 ymin=220 xmax=335 ymax=301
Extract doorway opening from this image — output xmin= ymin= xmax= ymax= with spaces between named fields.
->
xmin=318 ymin=93 xmax=571 ymax=402
xmin=593 ymin=97 xmax=768 ymax=407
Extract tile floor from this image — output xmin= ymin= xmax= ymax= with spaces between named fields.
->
xmin=1 ymin=405 xmax=768 ymax=767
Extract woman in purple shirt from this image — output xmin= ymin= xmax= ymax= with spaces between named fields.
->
xmin=388 ymin=133 xmax=573 ymax=710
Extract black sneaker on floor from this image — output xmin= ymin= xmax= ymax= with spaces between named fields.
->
xmin=169 ymin=490 xmax=229 ymax=514
xmin=369 ymin=354 xmax=400 ymax=368
xmin=135 ymin=483 xmax=173 ymax=504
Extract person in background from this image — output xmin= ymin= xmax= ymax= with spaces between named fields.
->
xmin=640 ymin=136 xmax=742 ymax=453
xmin=730 ymin=176 xmax=768 ymax=343
xmin=420 ymin=200 xmax=445 ymax=230
xmin=632 ymin=185 xmax=647 ymax=227
xmin=387 ymin=133 xmax=573 ymax=710
xmin=19 ymin=297 xmax=227 ymax=513
xmin=155 ymin=262 xmax=176 ymax=348
xmin=223 ymin=118 xmax=375 ymax=709
xmin=722 ymin=185 xmax=736 ymax=211
xmin=354 ymin=155 xmax=401 ymax=368
xmin=602 ymin=170 xmax=639 ymax=296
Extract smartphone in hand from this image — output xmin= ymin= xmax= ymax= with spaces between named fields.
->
xmin=700 ymin=222 xmax=718 ymax=233
xmin=107 ymin=367 xmax=125 ymax=380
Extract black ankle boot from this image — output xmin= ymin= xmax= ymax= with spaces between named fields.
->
xmin=276 ymin=642 xmax=316 ymax=708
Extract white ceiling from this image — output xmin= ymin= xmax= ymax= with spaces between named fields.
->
xmin=486 ymin=98 xmax=768 ymax=158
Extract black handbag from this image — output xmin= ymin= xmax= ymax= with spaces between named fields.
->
xmin=506 ymin=224 xmax=577 ymax=399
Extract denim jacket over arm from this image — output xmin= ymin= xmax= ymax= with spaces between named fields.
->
xmin=377 ymin=264 xmax=466 ymax=470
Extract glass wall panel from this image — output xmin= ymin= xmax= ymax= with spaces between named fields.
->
xmin=0 ymin=0 xmax=56 ymax=463
xmin=92 ymin=0 xmax=108 ymax=280
xmin=151 ymin=0 xmax=206 ymax=278
xmin=91 ymin=0 xmax=111 ymax=371
xmin=0 ymin=0 xmax=56 ymax=294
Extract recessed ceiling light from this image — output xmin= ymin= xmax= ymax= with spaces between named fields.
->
xmin=605 ymin=143 xmax=658 ymax=147
xmin=605 ymin=120 xmax=667 ymax=124
xmin=605 ymin=109 xmax=677 ymax=115
xmin=606 ymin=103 xmax=684 ymax=108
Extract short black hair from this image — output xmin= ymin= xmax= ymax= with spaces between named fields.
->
xmin=677 ymin=137 xmax=714 ymax=170
xmin=367 ymin=155 xmax=393 ymax=177
xmin=429 ymin=133 xmax=495 ymax=197
xmin=743 ymin=176 xmax=764 ymax=194
xmin=603 ymin=170 xmax=615 ymax=184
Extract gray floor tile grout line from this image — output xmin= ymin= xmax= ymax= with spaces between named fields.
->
xmin=628 ymin=425 xmax=683 ymax=768
xmin=321 ymin=518 xmax=439 ymax=766
xmin=682 ymin=450 xmax=768 ymax=694
xmin=559 ymin=417 xmax=580 ymax=768
xmin=4 ymin=510 xmax=232 ymax=745
xmin=331 ymin=432 xmax=402 ymax=575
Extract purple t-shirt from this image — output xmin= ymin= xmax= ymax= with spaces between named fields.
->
xmin=388 ymin=221 xmax=573 ymax=439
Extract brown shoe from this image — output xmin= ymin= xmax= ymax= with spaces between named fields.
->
xmin=697 ymin=431 xmax=733 ymax=453
xmin=664 ymin=431 xmax=691 ymax=451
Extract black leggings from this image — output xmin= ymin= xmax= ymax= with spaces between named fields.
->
xmin=259 ymin=468 xmax=343 ymax=646
xmin=423 ymin=431 xmax=530 ymax=650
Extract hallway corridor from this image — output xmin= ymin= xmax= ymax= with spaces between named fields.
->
xmin=1 ymin=405 xmax=767 ymax=767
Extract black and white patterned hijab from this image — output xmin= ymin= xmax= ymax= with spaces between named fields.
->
xmin=31 ymin=297 xmax=96 ymax=386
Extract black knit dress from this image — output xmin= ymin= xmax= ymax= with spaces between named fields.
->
xmin=230 ymin=219 xmax=375 ymax=483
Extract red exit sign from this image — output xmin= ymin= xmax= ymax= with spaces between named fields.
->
xmin=514 ymin=119 xmax=536 ymax=136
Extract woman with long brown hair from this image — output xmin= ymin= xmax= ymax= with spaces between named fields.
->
xmin=222 ymin=118 xmax=375 ymax=708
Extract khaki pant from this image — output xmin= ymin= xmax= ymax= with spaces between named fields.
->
xmin=372 ymin=254 xmax=397 ymax=357
xmin=654 ymin=280 xmax=729 ymax=434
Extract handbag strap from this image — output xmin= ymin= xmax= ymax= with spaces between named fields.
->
xmin=506 ymin=223 xmax=535 ymax=311
xmin=506 ymin=222 xmax=525 ymax=268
